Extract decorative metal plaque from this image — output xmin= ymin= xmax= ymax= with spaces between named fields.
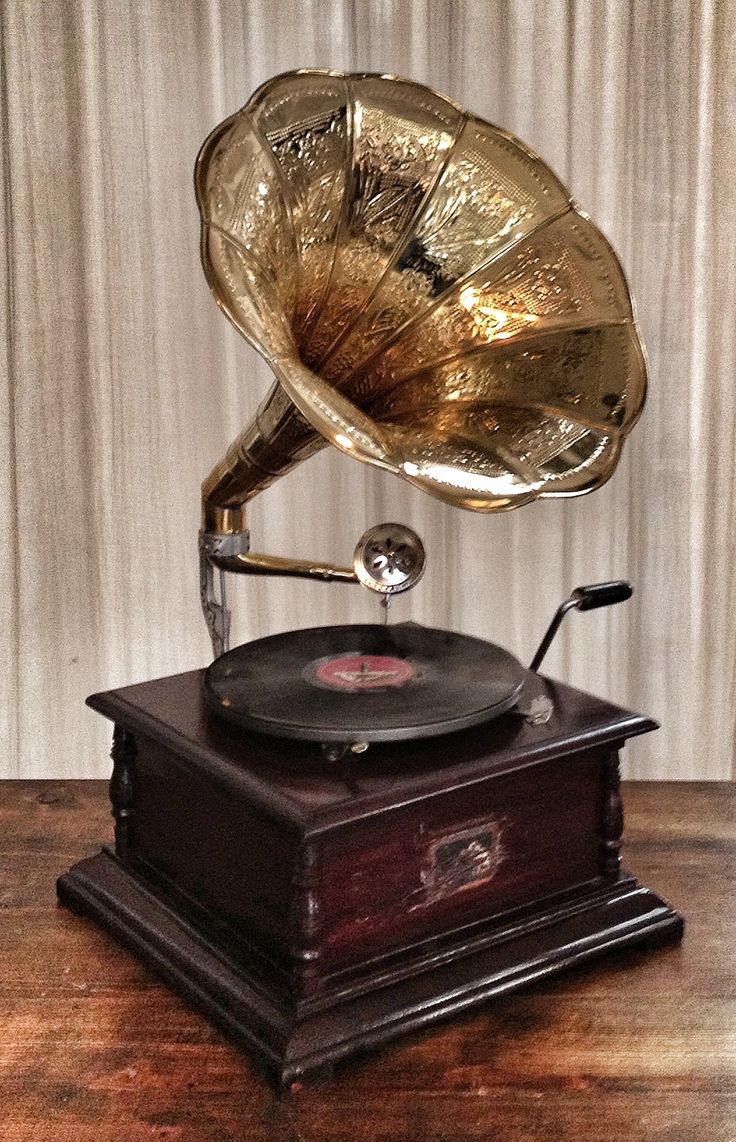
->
xmin=422 ymin=818 xmax=504 ymax=900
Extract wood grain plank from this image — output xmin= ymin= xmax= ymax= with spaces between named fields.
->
xmin=1 ymin=779 xmax=734 ymax=1140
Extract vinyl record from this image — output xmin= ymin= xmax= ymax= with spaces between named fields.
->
xmin=204 ymin=624 xmax=525 ymax=742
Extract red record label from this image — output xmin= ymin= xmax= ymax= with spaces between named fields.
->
xmin=310 ymin=654 xmax=416 ymax=692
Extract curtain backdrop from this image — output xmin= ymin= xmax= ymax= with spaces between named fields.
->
xmin=2 ymin=0 xmax=734 ymax=779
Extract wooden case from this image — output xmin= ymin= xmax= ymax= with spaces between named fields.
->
xmin=57 ymin=667 xmax=683 ymax=1089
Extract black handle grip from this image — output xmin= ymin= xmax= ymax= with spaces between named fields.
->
xmin=572 ymin=581 xmax=633 ymax=611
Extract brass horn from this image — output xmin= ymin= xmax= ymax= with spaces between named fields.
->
xmin=196 ymin=70 xmax=646 ymax=655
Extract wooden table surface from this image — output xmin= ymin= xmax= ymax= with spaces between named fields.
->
xmin=1 ymin=780 xmax=734 ymax=1141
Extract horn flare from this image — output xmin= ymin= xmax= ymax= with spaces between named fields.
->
xmin=196 ymin=69 xmax=646 ymax=518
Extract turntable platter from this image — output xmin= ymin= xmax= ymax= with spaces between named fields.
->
xmin=204 ymin=624 xmax=525 ymax=742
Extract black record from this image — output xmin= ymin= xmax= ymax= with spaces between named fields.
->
xmin=204 ymin=624 xmax=525 ymax=743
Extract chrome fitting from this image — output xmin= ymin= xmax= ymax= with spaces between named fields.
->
xmin=199 ymin=529 xmax=251 ymax=659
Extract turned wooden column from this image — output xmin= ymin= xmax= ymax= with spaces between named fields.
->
xmin=109 ymin=725 xmax=136 ymax=860
xmin=601 ymin=750 xmax=624 ymax=880
xmin=290 ymin=840 xmax=323 ymax=999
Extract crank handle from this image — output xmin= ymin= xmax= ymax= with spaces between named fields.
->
xmin=530 ymin=581 xmax=633 ymax=672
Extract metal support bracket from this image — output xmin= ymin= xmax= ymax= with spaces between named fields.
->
xmin=199 ymin=530 xmax=251 ymax=659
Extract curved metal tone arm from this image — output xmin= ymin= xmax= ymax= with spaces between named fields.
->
xmin=199 ymin=531 xmax=358 ymax=659
xmin=211 ymin=551 xmax=358 ymax=583
xmin=530 ymin=580 xmax=633 ymax=672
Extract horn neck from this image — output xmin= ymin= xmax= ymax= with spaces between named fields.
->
xmin=201 ymin=383 xmax=322 ymax=535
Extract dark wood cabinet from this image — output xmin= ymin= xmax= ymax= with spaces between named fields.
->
xmin=58 ymin=667 xmax=682 ymax=1090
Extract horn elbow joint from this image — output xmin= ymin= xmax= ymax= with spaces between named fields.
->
xmin=200 ymin=498 xmax=249 ymax=537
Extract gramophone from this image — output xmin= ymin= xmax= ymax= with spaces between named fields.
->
xmin=58 ymin=70 xmax=682 ymax=1090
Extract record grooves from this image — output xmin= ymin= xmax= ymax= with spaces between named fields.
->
xmin=204 ymin=624 xmax=526 ymax=742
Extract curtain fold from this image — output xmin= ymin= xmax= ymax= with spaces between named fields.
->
xmin=2 ymin=0 xmax=734 ymax=778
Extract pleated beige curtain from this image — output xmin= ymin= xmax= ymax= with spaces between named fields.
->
xmin=1 ymin=0 xmax=734 ymax=779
